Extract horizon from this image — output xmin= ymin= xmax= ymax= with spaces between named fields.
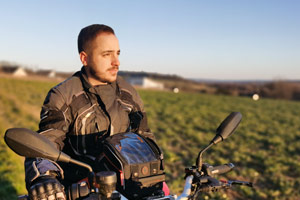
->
xmin=1 ymin=61 xmax=299 ymax=83
xmin=1 ymin=0 xmax=299 ymax=80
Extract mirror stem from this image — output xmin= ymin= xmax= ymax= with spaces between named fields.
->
xmin=69 ymin=158 xmax=93 ymax=172
xmin=196 ymin=142 xmax=214 ymax=172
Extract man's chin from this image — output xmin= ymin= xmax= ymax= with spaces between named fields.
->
xmin=108 ymin=71 xmax=118 ymax=81
xmin=105 ymin=75 xmax=118 ymax=83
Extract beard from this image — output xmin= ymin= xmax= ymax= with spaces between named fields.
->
xmin=86 ymin=65 xmax=118 ymax=85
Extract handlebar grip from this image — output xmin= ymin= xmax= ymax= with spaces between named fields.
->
xmin=209 ymin=163 xmax=234 ymax=175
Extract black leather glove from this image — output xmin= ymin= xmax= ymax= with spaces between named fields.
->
xmin=29 ymin=175 xmax=66 ymax=200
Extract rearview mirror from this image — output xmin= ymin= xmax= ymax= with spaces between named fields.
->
xmin=4 ymin=128 xmax=93 ymax=172
xmin=196 ymin=112 xmax=242 ymax=170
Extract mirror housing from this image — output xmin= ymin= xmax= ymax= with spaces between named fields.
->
xmin=210 ymin=112 xmax=242 ymax=145
xmin=4 ymin=128 xmax=71 ymax=163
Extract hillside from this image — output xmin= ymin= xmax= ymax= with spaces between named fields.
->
xmin=1 ymin=77 xmax=300 ymax=199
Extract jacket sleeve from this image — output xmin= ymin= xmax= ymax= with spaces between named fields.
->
xmin=25 ymin=87 xmax=70 ymax=189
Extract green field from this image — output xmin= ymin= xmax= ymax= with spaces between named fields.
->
xmin=0 ymin=76 xmax=300 ymax=200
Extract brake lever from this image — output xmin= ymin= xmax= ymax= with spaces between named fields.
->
xmin=227 ymin=180 xmax=253 ymax=187
xmin=197 ymin=178 xmax=253 ymax=193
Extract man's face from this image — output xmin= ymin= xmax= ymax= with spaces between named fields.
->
xmin=80 ymin=33 xmax=120 ymax=85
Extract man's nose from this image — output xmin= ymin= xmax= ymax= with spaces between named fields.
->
xmin=112 ymin=54 xmax=120 ymax=66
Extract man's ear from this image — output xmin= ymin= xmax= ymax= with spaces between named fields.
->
xmin=79 ymin=51 xmax=88 ymax=66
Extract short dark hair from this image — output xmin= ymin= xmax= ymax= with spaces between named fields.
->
xmin=77 ymin=24 xmax=115 ymax=54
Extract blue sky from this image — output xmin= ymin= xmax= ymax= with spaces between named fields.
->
xmin=0 ymin=0 xmax=299 ymax=80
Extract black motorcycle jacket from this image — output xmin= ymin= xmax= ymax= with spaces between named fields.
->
xmin=25 ymin=67 xmax=154 ymax=189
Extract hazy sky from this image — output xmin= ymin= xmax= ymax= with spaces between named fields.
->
xmin=1 ymin=0 xmax=299 ymax=80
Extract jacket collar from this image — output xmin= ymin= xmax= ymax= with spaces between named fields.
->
xmin=79 ymin=66 xmax=92 ymax=91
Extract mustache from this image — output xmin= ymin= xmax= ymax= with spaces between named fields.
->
xmin=108 ymin=66 xmax=119 ymax=71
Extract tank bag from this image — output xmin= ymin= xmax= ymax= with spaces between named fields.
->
xmin=95 ymin=132 xmax=165 ymax=199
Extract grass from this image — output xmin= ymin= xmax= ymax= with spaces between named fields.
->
xmin=0 ymin=77 xmax=58 ymax=199
xmin=1 ymin=76 xmax=300 ymax=199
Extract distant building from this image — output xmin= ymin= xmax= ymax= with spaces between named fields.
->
xmin=56 ymin=71 xmax=74 ymax=79
xmin=0 ymin=66 xmax=27 ymax=77
xmin=36 ymin=69 xmax=56 ymax=78
xmin=124 ymin=76 xmax=164 ymax=89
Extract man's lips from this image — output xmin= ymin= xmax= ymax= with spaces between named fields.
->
xmin=108 ymin=67 xmax=119 ymax=74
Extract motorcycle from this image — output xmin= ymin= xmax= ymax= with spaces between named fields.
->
xmin=4 ymin=112 xmax=253 ymax=200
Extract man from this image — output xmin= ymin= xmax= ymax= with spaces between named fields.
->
xmin=25 ymin=24 xmax=154 ymax=199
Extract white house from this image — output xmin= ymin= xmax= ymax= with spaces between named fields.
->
xmin=36 ymin=69 xmax=56 ymax=78
xmin=125 ymin=76 xmax=164 ymax=89
xmin=0 ymin=66 xmax=27 ymax=77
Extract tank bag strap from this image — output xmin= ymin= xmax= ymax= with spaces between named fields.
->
xmin=116 ymin=85 xmax=143 ymax=132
